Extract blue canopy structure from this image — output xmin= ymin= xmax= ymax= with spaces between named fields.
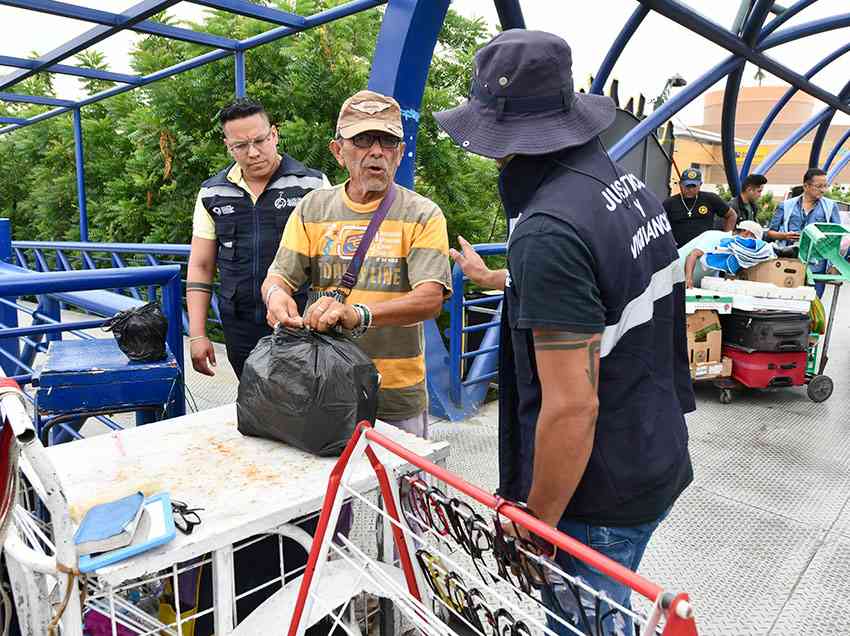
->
xmin=4 ymin=0 xmax=850 ymax=232
xmin=3 ymin=0 xmax=850 ymax=418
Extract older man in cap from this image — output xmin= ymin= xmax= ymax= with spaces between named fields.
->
xmin=437 ymin=30 xmax=694 ymax=635
xmin=262 ymin=89 xmax=451 ymax=437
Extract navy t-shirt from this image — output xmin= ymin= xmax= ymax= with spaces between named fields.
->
xmin=505 ymin=211 xmax=693 ymax=526
xmin=663 ymin=191 xmax=729 ymax=247
xmin=508 ymin=215 xmax=605 ymax=334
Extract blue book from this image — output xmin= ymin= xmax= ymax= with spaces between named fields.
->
xmin=74 ymin=491 xmax=145 ymax=556
xmin=78 ymin=493 xmax=177 ymax=573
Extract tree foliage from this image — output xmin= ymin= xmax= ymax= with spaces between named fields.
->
xmin=0 ymin=1 xmax=503 ymax=248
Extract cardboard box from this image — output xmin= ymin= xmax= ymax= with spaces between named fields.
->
xmin=691 ymin=356 xmax=732 ymax=380
xmin=685 ymin=289 xmax=733 ymax=314
xmin=687 ymin=309 xmax=721 ymax=339
xmin=738 ymin=258 xmax=805 ymax=288
xmin=688 ymin=330 xmax=722 ymax=365
xmin=687 ymin=309 xmax=722 ymax=366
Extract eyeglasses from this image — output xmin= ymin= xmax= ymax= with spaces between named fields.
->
xmin=806 ymin=182 xmax=829 ymax=190
xmin=171 ymin=500 xmax=203 ymax=535
xmin=349 ymin=132 xmax=401 ymax=150
xmin=415 ymin=549 xmax=534 ymax=636
xmin=228 ymin=129 xmax=275 ymax=155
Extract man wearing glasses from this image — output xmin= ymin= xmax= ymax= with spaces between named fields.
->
xmin=263 ymin=89 xmax=452 ymax=439
xmin=768 ymin=168 xmax=840 ymax=246
xmin=186 ymin=98 xmax=329 ymax=379
xmin=662 ymin=168 xmax=737 ymax=247
xmin=768 ymin=168 xmax=841 ymax=296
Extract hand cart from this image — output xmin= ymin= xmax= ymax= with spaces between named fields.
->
xmin=715 ymin=222 xmax=847 ymax=404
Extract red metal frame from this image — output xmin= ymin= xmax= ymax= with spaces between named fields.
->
xmin=288 ymin=421 xmax=699 ymax=635
xmin=0 ymin=378 xmax=20 ymax=534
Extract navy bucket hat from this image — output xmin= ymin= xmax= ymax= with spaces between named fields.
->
xmin=434 ymin=29 xmax=616 ymax=159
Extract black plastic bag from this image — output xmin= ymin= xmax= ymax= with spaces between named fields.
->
xmin=237 ymin=327 xmax=380 ymax=456
xmin=102 ymin=301 xmax=168 ymax=362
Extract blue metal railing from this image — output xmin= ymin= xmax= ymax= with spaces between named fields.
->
xmin=11 ymin=240 xmax=221 ymax=334
xmin=447 ymin=243 xmax=506 ymax=407
xmin=0 ymin=263 xmax=186 ymax=419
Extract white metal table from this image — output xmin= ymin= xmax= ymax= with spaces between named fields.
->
xmin=14 ymin=403 xmax=449 ymax=634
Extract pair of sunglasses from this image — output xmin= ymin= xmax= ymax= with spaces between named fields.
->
xmin=171 ymin=500 xmax=203 ymax=535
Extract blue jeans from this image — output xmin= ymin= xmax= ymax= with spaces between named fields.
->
xmin=540 ymin=509 xmax=669 ymax=636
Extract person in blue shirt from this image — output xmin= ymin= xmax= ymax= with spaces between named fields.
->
xmin=767 ymin=168 xmax=841 ymax=296
xmin=768 ymin=169 xmax=840 ymax=244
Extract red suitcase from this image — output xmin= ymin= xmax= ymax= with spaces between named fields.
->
xmin=722 ymin=346 xmax=807 ymax=389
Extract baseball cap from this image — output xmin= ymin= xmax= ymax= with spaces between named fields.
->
xmin=680 ymin=168 xmax=702 ymax=187
xmin=736 ymin=220 xmax=764 ymax=241
xmin=336 ymin=90 xmax=404 ymax=140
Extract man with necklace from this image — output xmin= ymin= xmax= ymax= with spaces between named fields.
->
xmin=662 ymin=168 xmax=737 ymax=247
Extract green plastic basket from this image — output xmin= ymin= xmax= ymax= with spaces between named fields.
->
xmin=799 ymin=223 xmax=850 ymax=284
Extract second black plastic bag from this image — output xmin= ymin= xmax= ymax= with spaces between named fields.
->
xmin=237 ymin=327 xmax=380 ymax=456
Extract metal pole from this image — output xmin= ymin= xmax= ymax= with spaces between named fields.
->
xmin=719 ymin=0 xmax=774 ymax=195
xmin=731 ymin=0 xmax=753 ymax=35
xmin=72 ymin=108 xmax=88 ymax=242
xmin=368 ymin=0 xmax=450 ymax=189
xmin=234 ymin=49 xmax=246 ymax=97
xmin=492 ymin=0 xmax=525 ymax=29
xmin=824 ymin=128 xmax=850 ymax=171
xmin=755 ymin=80 xmax=850 ymax=176
xmin=740 ymin=41 xmax=850 ymax=180
xmin=0 ymin=219 xmax=19 ymax=377
xmin=591 ymin=5 xmax=649 ymax=95
xmin=161 ymin=272 xmax=186 ymax=418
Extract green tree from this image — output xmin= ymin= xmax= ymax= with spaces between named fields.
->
xmin=0 ymin=1 xmax=502 ymax=249
xmin=756 ymin=191 xmax=777 ymax=226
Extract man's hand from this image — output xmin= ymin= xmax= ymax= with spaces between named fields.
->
xmin=190 ymin=338 xmax=217 ymax=376
xmin=266 ymin=288 xmax=303 ymax=329
xmin=303 ymin=295 xmax=360 ymax=332
xmin=686 ymin=276 xmax=694 ymax=289
xmin=781 ymin=231 xmax=800 ymax=242
xmin=449 ymin=236 xmax=505 ymax=290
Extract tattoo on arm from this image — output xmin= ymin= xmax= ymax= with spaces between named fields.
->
xmin=533 ymin=332 xmax=591 ymax=350
xmin=186 ymin=281 xmax=213 ymax=294
xmin=534 ymin=331 xmax=602 ymax=389
xmin=587 ymin=340 xmax=601 ymax=389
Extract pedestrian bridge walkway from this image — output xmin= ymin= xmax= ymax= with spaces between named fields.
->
xmin=28 ymin=287 xmax=850 ymax=635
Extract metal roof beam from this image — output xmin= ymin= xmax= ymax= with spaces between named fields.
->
xmin=0 ymin=117 xmax=27 ymax=124
xmin=188 ymin=0 xmax=306 ymax=27
xmin=0 ymin=92 xmax=75 ymax=107
xmin=759 ymin=13 xmax=850 ymax=49
xmin=0 ymin=0 xmax=184 ymax=90
xmin=0 ymin=0 xmax=240 ymax=53
xmin=0 ymin=0 xmax=388 ymax=135
xmin=637 ymin=0 xmax=850 ymax=117
xmin=0 ymin=54 xmax=142 ymax=85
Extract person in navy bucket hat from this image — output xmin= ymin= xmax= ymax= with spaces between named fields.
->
xmin=433 ymin=29 xmax=616 ymax=158
xmin=438 ymin=30 xmax=694 ymax=636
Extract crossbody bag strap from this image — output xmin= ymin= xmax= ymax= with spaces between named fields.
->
xmin=337 ymin=183 xmax=398 ymax=294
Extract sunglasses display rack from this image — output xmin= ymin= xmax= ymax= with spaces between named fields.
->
xmin=285 ymin=421 xmax=701 ymax=636
xmin=0 ymin=376 xmax=699 ymax=636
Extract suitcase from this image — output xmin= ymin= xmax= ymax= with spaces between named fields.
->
xmin=720 ymin=309 xmax=809 ymax=352
xmin=723 ymin=346 xmax=807 ymax=388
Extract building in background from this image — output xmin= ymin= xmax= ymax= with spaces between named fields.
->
xmin=673 ymin=86 xmax=850 ymax=195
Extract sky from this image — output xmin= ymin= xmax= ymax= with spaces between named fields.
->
xmin=2 ymin=0 xmax=850 ymax=126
